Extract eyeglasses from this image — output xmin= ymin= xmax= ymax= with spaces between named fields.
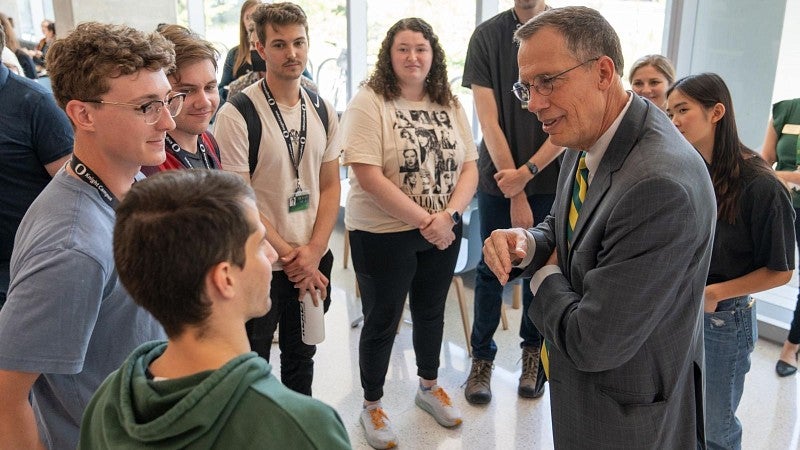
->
xmin=81 ymin=93 xmax=186 ymax=125
xmin=512 ymin=57 xmax=600 ymax=102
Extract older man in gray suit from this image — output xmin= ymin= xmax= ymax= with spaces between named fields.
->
xmin=483 ymin=7 xmax=715 ymax=449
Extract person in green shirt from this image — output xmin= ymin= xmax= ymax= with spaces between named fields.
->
xmin=78 ymin=169 xmax=351 ymax=450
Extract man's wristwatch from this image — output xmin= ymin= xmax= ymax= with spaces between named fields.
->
xmin=525 ymin=161 xmax=539 ymax=177
xmin=445 ymin=208 xmax=461 ymax=225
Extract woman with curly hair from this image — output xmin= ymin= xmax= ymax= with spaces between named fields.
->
xmin=667 ymin=73 xmax=795 ymax=450
xmin=340 ymin=17 xmax=478 ymax=449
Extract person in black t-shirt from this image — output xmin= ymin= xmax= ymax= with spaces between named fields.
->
xmin=461 ymin=0 xmax=564 ymax=405
xmin=667 ymin=73 xmax=795 ymax=450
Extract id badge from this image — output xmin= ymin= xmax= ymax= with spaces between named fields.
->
xmin=288 ymin=190 xmax=310 ymax=213
xmin=782 ymin=124 xmax=800 ymax=135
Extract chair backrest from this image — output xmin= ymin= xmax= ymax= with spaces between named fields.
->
xmin=454 ymin=198 xmax=482 ymax=275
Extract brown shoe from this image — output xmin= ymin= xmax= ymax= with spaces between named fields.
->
xmin=519 ymin=346 xmax=545 ymax=398
xmin=464 ymin=358 xmax=493 ymax=404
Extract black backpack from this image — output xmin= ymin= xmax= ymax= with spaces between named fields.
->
xmin=227 ymin=86 xmax=330 ymax=176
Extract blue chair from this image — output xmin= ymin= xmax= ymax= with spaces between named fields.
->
xmin=452 ymin=200 xmax=508 ymax=357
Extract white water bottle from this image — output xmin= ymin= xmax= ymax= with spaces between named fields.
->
xmin=300 ymin=291 xmax=325 ymax=345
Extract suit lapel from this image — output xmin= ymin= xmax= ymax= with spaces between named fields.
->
xmin=569 ymin=95 xmax=651 ymax=251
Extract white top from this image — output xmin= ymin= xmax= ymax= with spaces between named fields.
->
xmin=341 ymin=86 xmax=478 ymax=233
xmin=1 ymin=46 xmax=21 ymax=74
xmin=214 ymin=82 xmax=341 ymax=265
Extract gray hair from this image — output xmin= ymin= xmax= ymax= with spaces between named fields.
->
xmin=515 ymin=6 xmax=624 ymax=76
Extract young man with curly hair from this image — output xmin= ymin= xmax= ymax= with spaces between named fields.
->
xmin=0 ymin=22 xmax=180 ymax=449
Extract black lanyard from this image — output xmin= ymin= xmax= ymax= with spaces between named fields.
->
xmin=69 ymin=155 xmax=118 ymax=208
xmin=260 ymin=79 xmax=306 ymax=189
xmin=165 ymin=134 xmax=212 ymax=169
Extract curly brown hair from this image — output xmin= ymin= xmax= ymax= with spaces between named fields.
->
xmin=365 ymin=18 xmax=456 ymax=107
xmin=47 ymin=22 xmax=175 ymax=111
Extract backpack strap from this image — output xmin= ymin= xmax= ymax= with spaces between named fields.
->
xmin=302 ymin=86 xmax=329 ymax=138
xmin=227 ymin=92 xmax=262 ymax=177
xmin=229 ymin=87 xmax=330 ymax=177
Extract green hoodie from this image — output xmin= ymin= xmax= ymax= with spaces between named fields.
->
xmin=79 ymin=341 xmax=351 ymax=449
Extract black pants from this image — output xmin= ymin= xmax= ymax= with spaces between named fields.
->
xmin=350 ymin=226 xmax=461 ymax=402
xmin=245 ymin=250 xmax=333 ymax=396
xmin=789 ymin=208 xmax=800 ymax=344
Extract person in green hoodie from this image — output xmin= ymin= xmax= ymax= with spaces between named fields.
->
xmin=78 ymin=169 xmax=351 ymax=449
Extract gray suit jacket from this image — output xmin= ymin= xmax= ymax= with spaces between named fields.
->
xmin=523 ymin=95 xmax=715 ymax=449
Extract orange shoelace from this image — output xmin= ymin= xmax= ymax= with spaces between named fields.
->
xmin=369 ymin=407 xmax=390 ymax=429
xmin=432 ymin=387 xmax=453 ymax=407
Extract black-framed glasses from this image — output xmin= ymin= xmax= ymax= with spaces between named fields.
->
xmin=512 ymin=57 xmax=600 ymax=102
xmin=81 ymin=93 xmax=186 ymax=125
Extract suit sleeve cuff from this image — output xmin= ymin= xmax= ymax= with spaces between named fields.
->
xmin=530 ymin=265 xmax=562 ymax=295
xmin=514 ymin=230 xmax=537 ymax=268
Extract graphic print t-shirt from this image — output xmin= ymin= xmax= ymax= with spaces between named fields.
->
xmin=341 ymin=87 xmax=477 ymax=233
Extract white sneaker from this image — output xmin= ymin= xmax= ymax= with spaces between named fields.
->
xmin=359 ymin=404 xmax=398 ymax=449
xmin=415 ymin=385 xmax=463 ymax=428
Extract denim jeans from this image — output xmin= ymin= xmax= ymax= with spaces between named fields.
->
xmin=787 ymin=207 xmax=800 ymax=344
xmin=471 ymin=191 xmax=555 ymax=360
xmin=704 ymin=295 xmax=756 ymax=450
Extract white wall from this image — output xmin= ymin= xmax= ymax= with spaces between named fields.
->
xmin=52 ymin=0 xmax=176 ymax=34
xmin=672 ymin=0 xmax=787 ymax=148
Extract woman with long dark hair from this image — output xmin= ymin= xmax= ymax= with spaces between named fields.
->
xmin=341 ymin=17 xmax=478 ymax=449
xmin=218 ymin=0 xmax=262 ymax=104
xmin=667 ymin=73 xmax=795 ymax=450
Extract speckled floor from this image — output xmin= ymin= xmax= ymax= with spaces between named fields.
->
xmin=267 ymin=223 xmax=800 ymax=449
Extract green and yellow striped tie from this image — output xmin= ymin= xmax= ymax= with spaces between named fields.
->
xmin=542 ymin=152 xmax=588 ymax=379
xmin=568 ymin=152 xmax=589 ymax=243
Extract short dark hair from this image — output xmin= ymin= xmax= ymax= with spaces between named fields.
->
xmin=515 ymin=6 xmax=624 ymax=76
xmin=114 ymin=170 xmax=257 ymax=337
xmin=252 ymin=2 xmax=308 ymax=46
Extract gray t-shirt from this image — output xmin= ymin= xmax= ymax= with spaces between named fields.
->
xmin=0 ymin=169 xmax=165 ymax=450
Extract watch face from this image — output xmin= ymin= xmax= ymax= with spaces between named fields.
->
xmin=526 ymin=161 xmax=539 ymax=176
xmin=452 ymin=211 xmax=461 ymax=224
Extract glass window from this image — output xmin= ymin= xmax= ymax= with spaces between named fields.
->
xmin=365 ymin=0 xmax=477 ymax=126
xmin=498 ymin=0 xmax=668 ymax=89
xmin=184 ymin=1 xmax=346 ymax=108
